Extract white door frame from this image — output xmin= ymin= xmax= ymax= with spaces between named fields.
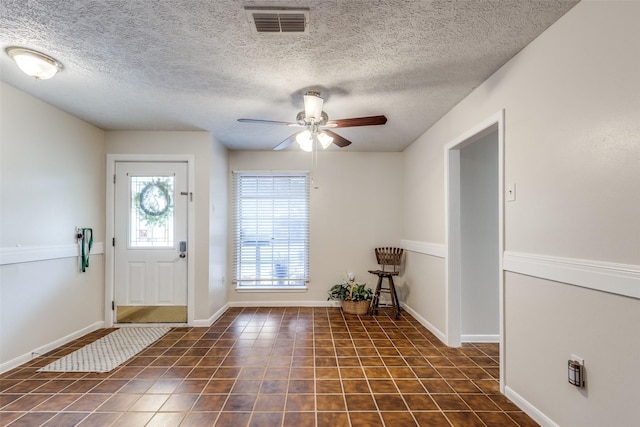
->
xmin=105 ymin=154 xmax=196 ymax=326
xmin=444 ymin=110 xmax=505 ymax=391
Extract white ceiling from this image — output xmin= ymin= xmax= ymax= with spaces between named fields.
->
xmin=0 ymin=0 xmax=578 ymax=151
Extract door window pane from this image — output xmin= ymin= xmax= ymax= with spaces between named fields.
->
xmin=129 ymin=176 xmax=174 ymax=247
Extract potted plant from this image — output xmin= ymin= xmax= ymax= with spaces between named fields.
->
xmin=328 ymin=276 xmax=373 ymax=315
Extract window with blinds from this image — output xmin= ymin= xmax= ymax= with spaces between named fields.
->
xmin=233 ymin=172 xmax=309 ymax=288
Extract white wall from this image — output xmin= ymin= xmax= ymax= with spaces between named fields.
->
xmin=460 ymin=131 xmax=499 ymax=337
xmin=402 ymin=2 xmax=639 ymax=426
xmin=227 ymin=151 xmax=403 ymax=304
xmin=505 ymin=273 xmax=640 ymax=427
xmin=104 ymin=131 xmax=228 ymax=323
xmin=0 ymin=82 xmax=105 ymax=369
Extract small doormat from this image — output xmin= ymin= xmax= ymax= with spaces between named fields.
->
xmin=38 ymin=327 xmax=170 ymax=373
xmin=117 ymin=305 xmax=187 ymax=323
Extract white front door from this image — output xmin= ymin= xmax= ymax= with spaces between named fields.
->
xmin=114 ymin=161 xmax=188 ymax=323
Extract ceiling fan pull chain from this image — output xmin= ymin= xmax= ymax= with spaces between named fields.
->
xmin=311 ymin=142 xmax=317 ymax=170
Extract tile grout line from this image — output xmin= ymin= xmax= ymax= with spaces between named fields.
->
xmin=0 ymin=308 xmax=538 ymax=427
xmin=330 ymin=306 xmax=352 ymax=427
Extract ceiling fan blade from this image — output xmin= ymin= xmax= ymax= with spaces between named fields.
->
xmin=238 ymin=118 xmax=298 ymax=126
xmin=323 ymin=130 xmax=352 ymax=148
xmin=273 ymin=133 xmax=299 ymax=151
xmin=327 ymin=115 xmax=387 ymax=128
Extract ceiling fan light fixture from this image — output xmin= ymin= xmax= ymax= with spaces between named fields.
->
xmin=298 ymin=139 xmax=313 ymax=152
xmin=6 ymin=47 xmax=62 ymax=79
xmin=303 ymin=91 xmax=323 ymax=121
xmin=317 ymin=131 xmax=333 ymax=149
xmin=237 ymin=89 xmax=387 ymax=151
xmin=296 ymin=130 xmax=313 ymax=152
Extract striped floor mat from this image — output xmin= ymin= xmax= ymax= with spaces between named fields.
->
xmin=38 ymin=327 xmax=170 ymax=373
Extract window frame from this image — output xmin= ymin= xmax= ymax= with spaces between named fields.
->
xmin=232 ymin=171 xmax=310 ymax=292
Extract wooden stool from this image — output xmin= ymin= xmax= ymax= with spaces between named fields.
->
xmin=368 ymin=247 xmax=403 ymax=319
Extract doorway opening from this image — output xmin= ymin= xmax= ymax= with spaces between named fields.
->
xmin=105 ymin=154 xmax=196 ymax=327
xmin=445 ymin=110 xmax=505 ymax=390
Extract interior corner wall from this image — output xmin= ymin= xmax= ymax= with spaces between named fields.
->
xmin=227 ymin=151 xmax=403 ymax=304
xmin=104 ymin=131 xmax=214 ymax=323
xmin=402 ymin=2 xmax=639 ymax=426
xmin=0 ymin=82 xmax=105 ymax=369
xmin=208 ymin=136 xmax=228 ymax=320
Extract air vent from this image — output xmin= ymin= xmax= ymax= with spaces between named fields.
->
xmin=245 ymin=7 xmax=309 ymax=33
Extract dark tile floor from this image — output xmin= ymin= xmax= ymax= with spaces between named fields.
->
xmin=0 ymin=307 xmax=538 ymax=426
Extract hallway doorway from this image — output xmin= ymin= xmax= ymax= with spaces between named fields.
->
xmin=445 ymin=111 xmax=505 ymax=390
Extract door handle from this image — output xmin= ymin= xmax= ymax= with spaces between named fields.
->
xmin=179 ymin=241 xmax=187 ymax=258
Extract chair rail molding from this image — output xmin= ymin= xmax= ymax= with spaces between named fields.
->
xmin=401 ymin=239 xmax=446 ymax=258
xmin=503 ymin=251 xmax=640 ymax=299
xmin=0 ymin=243 xmax=105 ymax=265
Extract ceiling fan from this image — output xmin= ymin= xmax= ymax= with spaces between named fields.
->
xmin=238 ymin=91 xmax=387 ymax=151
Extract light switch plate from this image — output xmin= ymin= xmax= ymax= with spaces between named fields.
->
xmin=507 ymin=183 xmax=516 ymax=202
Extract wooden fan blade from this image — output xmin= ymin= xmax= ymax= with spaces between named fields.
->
xmin=323 ymin=130 xmax=352 ymax=148
xmin=238 ymin=118 xmax=298 ymax=126
xmin=327 ymin=115 xmax=387 ymax=128
xmin=273 ymin=133 xmax=299 ymax=151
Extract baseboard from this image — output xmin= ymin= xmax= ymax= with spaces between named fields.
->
xmin=0 ymin=320 xmax=104 ymax=374
xmin=461 ymin=334 xmax=500 ymax=343
xmin=193 ymin=304 xmax=230 ymax=327
xmin=227 ymin=300 xmax=340 ymax=308
xmin=400 ymin=303 xmax=447 ymax=344
xmin=504 ymin=386 xmax=558 ymax=427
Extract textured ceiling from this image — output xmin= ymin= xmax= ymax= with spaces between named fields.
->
xmin=0 ymin=0 xmax=578 ymax=151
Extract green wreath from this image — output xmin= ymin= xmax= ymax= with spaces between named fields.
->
xmin=134 ymin=179 xmax=173 ymax=228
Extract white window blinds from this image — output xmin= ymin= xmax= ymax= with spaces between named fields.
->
xmin=233 ymin=172 xmax=309 ymax=287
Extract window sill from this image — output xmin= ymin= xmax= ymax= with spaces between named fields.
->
xmin=235 ymin=286 xmax=308 ymax=293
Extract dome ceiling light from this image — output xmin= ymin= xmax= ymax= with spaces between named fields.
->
xmin=6 ymin=47 xmax=63 ymax=80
